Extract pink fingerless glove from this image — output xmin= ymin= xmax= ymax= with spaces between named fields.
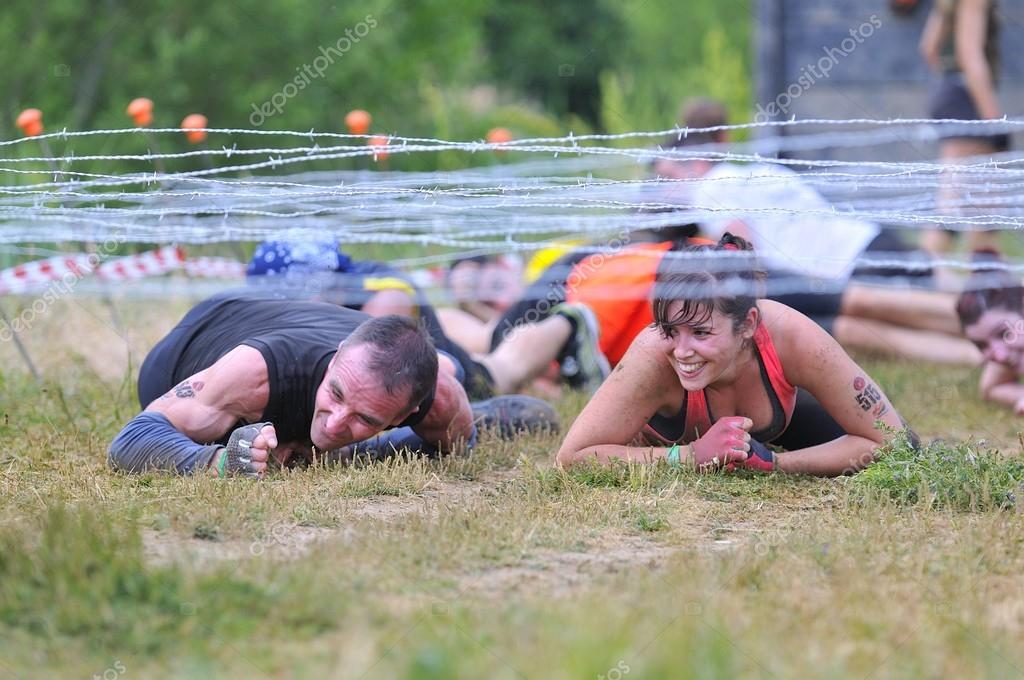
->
xmin=727 ymin=439 xmax=775 ymax=473
xmin=690 ymin=416 xmax=752 ymax=470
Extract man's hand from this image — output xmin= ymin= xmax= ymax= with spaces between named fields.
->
xmin=216 ymin=422 xmax=277 ymax=477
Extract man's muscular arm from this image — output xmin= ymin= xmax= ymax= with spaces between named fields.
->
xmin=108 ymin=346 xmax=274 ymax=474
xmin=410 ymin=353 xmax=475 ymax=452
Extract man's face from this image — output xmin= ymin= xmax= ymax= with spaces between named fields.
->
xmin=310 ymin=343 xmax=416 ymax=450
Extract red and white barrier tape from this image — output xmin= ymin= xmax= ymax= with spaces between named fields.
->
xmin=0 ymin=254 xmax=95 ymax=295
xmin=95 ymin=245 xmax=185 ymax=282
xmin=0 ymin=247 xmax=248 ymax=295
xmin=182 ymin=257 xmax=247 ymax=279
xmin=0 ymin=249 xmax=473 ymax=297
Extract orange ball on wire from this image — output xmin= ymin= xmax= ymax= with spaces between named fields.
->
xmin=486 ymin=127 xmax=514 ymax=154
xmin=486 ymin=127 xmax=513 ymax=144
xmin=368 ymin=134 xmax=389 ymax=161
xmin=126 ymin=98 xmax=154 ymax=126
xmin=16 ymin=108 xmax=44 ymax=137
xmin=345 ymin=109 xmax=372 ymax=135
xmin=181 ymin=114 xmax=208 ymax=144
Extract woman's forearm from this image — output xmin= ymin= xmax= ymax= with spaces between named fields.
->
xmin=775 ymin=435 xmax=883 ymax=477
xmin=983 ymin=381 xmax=1024 ymax=409
xmin=919 ymin=9 xmax=948 ymax=71
xmin=961 ymin=59 xmax=1001 ymax=119
xmin=556 ymin=444 xmax=670 ymax=468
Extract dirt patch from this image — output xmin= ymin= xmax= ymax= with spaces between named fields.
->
xmin=141 ymin=477 xmax=498 ymax=568
xmin=143 ymin=525 xmax=338 ymax=568
xmin=461 ymin=534 xmax=678 ymax=597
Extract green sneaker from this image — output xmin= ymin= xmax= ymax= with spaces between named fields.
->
xmin=552 ymin=302 xmax=610 ymax=394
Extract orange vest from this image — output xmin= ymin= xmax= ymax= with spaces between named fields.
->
xmin=565 ymin=241 xmax=673 ymax=366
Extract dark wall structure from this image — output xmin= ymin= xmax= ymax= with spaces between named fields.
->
xmin=754 ymin=0 xmax=1023 ymax=160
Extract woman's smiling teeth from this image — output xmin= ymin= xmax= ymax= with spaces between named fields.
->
xmin=677 ymin=360 xmax=707 ymax=377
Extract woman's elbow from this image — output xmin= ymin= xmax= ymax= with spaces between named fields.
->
xmin=554 ymin=447 xmax=575 ymax=469
xmin=555 ymin=444 xmax=585 ymax=469
xmin=979 ymin=381 xmax=1001 ymax=403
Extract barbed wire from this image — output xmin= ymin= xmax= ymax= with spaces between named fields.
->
xmin=1 ymin=119 xmax=1023 ymax=296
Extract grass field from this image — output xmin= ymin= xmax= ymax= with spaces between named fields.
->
xmin=3 ymin=298 xmax=1024 ymax=679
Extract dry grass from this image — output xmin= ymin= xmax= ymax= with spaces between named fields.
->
xmin=2 ymin=298 xmax=1024 ymax=678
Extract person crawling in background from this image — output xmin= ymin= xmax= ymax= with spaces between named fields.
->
xmin=956 ymin=253 xmax=1024 ymax=413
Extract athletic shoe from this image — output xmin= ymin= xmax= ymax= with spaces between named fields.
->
xmin=471 ymin=395 xmax=560 ymax=438
xmin=552 ymin=302 xmax=611 ymax=394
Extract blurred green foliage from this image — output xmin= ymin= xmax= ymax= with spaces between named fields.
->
xmin=2 ymin=0 xmax=751 ymax=161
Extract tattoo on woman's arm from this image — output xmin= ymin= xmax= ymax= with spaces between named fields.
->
xmin=852 ymin=376 xmax=889 ymax=417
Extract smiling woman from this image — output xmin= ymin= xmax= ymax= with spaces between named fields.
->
xmin=956 ymin=255 xmax=1024 ymax=413
xmin=555 ymin=234 xmax=913 ymax=477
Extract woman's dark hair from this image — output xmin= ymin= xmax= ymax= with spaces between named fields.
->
xmin=651 ymin=233 xmax=766 ymax=336
xmin=955 ymin=250 xmax=1024 ymax=328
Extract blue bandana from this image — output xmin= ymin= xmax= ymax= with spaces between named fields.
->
xmin=246 ymin=239 xmax=353 ymax=277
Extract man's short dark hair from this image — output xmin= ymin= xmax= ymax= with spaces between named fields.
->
xmin=344 ymin=315 xmax=438 ymax=411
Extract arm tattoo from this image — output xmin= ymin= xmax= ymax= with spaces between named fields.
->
xmin=852 ymin=376 xmax=889 ymax=416
xmin=165 ymin=380 xmax=205 ymax=399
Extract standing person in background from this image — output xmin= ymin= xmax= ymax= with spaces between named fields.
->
xmin=920 ymin=0 xmax=1006 ymax=257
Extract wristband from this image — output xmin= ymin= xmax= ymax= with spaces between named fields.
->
xmin=666 ymin=444 xmax=682 ymax=467
xmin=216 ymin=448 xmax=227 ymax=478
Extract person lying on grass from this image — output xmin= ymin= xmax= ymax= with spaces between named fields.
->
xmin=555 ymin=234 xmax=912 ymax=476
xmin=108 ymin=291 xmax=555 ymax=477
xmin=956 ymin=255 xmax=1024 ymax=413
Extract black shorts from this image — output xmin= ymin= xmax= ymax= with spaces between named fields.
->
xmin=850 ymin=229 xmax=934 ymax=282
xmin=419 ymin=304 xmax=495 ymax=400
xmin=928 ymin=74 xmax=1010 ymax=151
xmin=765 ymin=275 xmax=844 ymax=336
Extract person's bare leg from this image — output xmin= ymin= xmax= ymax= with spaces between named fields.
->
xmin=840 ymin=284 xmax=962 ymax=335
xmin=435 ymin=306 xmax=495 ymax=355
xmin=833 ymin=316 xmax=981 ymax=365
xmin=922 ymin=138 xmax=1001 ymax=265
xmin=477 ymin=315 xmax=572 ymax=394
xmin=360 ymin=290 xmax=416 ymax=318
xmin=920 ymin=228 xmax=956 ymax=257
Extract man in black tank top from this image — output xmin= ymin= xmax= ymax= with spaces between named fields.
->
xmin=109 ymin=291 xmax=474 ymax=476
